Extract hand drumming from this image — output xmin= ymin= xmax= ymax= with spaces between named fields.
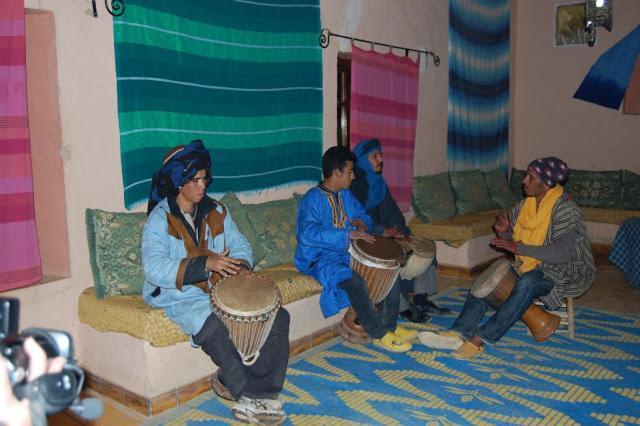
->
xmin=490 ymin=238 xmax=519 ymax=254
xmin=349 ymin=230 xmax=375 ymax=243
xmin=349 ymin=218 xmax=367 ymax=231
xmin=205 ymin=249 xmax=244 ymax=277
xmin=382 ymin=227 xmax=405 ymax=239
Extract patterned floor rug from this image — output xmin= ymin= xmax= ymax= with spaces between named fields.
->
xmin=146 ymin=288 xmax=640 ymax=425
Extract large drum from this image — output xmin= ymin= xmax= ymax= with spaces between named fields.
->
xmin=471 ymin=258 xmax=560 ymax=342
xmin=339 ymin=237 xmax=406 ymax=343
xmin=397 ymin=236 xmax=436 ymax=280
xmin=211 ymin=274 xmax=281 ymax=365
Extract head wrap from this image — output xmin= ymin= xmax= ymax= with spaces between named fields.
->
xmin=351 ymin=139 xmax=387 ymax=209
xmin=527 ymin=157 xmax=570 ymax=187
xmin=146 ymin=139 xmax=211 ymax=215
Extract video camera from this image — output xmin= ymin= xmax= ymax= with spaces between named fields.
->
xmin=0 ymin=297 xmax=102 ymax=422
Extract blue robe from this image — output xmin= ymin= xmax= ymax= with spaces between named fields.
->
xmin=295 ymin=186 xmax=372 ymax=318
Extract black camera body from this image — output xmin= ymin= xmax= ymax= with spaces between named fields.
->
xmin=0 ymin=297 xmax=102 ymax=420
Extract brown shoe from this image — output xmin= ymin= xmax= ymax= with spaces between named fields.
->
xmin=453 ymin=341 xmax=484 ymax=360
xmin=210 ymin=370 xmax=234 ymax=401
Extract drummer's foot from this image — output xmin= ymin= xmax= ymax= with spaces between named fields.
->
xmin=210 ymin=370 xmax=234 ymax=401
xmin=400 ymin=306 xmax=431 ymax=323
xmin=231 ymin=395 xmax=287 ymax=425
xmin=418 ymin=330 xmax=464 ymax=350
xmin=394 ymin=326 xmax=419 ymax=341
xmin=414 ymin=297 xmax=452 ymax=316
xmin=373 ymin=332 xmax=412 ymax=353
xmin=453 ymin=340 xmax=484 ymax=360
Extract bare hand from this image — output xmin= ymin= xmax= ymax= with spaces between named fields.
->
xmin=206 ymin=249 xmax=243 ymax=277
xmin=349 ymin=218 xmax=367 ymax=231
xmin=350 ymin=230 xmax=376 ymax=243
xmin=493 ymin=212 xmax=510 ymax=233
xmin=490 ymin=238 xmax=518 ymax=254
xmin=382 ymin=227 xmax=405 ymax=239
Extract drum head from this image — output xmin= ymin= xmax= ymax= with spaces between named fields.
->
xmin=470 ymin=258 xmax=513 ymax=299
xmin=214 ymin=275 xmax=277 ymax=316
xmin=353 ymin=237 xmax=404 ymax=262
xmin=398 ymin=236 xmax=436 ymax=258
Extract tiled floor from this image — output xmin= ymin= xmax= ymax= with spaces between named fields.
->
xmin=49 ymin=255 xmax=639 ymax=425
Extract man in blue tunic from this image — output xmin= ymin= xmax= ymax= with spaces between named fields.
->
xmin=142 ymin=140 xmax=289 ymax=424
xmin=295 ymin=146 xmax=417 ymax=353
xmin=350 ymin=139 xmax=450 ymax=323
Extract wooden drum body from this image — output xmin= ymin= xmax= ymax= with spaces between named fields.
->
xmin=470 ymin=258 xmax=560 ymax=342
xmin=211 ymin=274 xmax=281 ymax=365
xmin=397 ymin=236 xmax=436 ymax=280
xmin=339 ymin=237 xmax=405 ymax=344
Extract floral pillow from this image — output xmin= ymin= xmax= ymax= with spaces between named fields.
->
xmin=220 ymin=193 xmax=266 ymax=266
xmin=411 ymin=173 xmax=457 ymax=222
xmin=85 ymin=209 xmax=146 ymax=298
xmin=449 ymin=170 xmax=495 ymax=215
xmin=244 ymin=197 xmax=298 ymax=270
xmin=484 ymin=168 xmax=519 ymax=209
xmin=621 ymin=169 xmax=640 ymax=210
xmin=509 ymin=168 xmax=526 ymax=199
xmin=565 ymin=170 xmax=623 ymax=208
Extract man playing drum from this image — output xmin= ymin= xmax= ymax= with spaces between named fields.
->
xmin=350 ymin=139 xmax=451 ymax=323
xmin=295 ymin=146 xmax=417 ymax=352
xmin=141 ymin=140 xmax=289 ymax=424
xmin=419 ymin=157 xmax=595 ymax=359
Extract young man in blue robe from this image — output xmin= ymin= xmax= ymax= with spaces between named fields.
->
xmin=295 ymin=146 xmax=417 ymax=352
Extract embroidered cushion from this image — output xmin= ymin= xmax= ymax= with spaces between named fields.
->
xmin=484 ymin=168 xmax=519 ymax=209
xmin=220 ymin=192 xmax=267 ymax=266
xmin=244 ymin=197 xmax=298 ymax=270
xmin=411 ymin=173 xmax=457 ymax=223
xmin=621 ymin=170 xmax=640 ymax=210
xmin=565 ymin=170 xmax=623 ymax=208
xmin=509 ymin=168 xmax=526 ymax=199
xmin=85 ymin=209 xmax=146 ymax=298
xmin=449 ymin=170 xmax=495 ymax=215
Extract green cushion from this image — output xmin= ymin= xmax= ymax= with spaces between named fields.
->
xmin=411 ymin=173 xmax=457 ymax=222
xmin=509 ymin=168 xmax=526 ymax=199
xmin=85 ymin=209 xmax=146 ymax=298
xmin=484 ymin=168 xmax=519 ymax=209
xmin=621 ymin=169 xmax=640 ymax=210
xmin=244 ymin=197 xmax=298 ymax=270
xmin=220 ymin=193 xmax=267 ymax=266
xmin=565 ymin=170 xmax=623 ymax=208
xmin=449 ymin=170 xmax=495 ymax=215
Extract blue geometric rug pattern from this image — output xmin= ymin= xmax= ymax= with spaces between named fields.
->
xmin=146 ymin=288 xmax=640 ymax=425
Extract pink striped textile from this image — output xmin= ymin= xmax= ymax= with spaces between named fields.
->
xmin=0 ymin=0 xmax=42 ymax=291
xmin=349 ymin=44 xmax=420 ymax=211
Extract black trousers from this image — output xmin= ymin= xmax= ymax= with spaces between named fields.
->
xmin=193 ymin=307 xmax=290 ymax=400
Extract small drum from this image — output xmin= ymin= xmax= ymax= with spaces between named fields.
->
xmin=211 ymin=274 xmax=281 ymax=365
xmin=471 ymin=258 xmax=560 ymax=342
xmin=397 ymin=237 xmax=436 ymax=280
xmin=339 ymin=237 xmax=405 ymax=344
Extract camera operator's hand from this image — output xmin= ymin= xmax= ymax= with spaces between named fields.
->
xmin=0 ymin=337 xmax=66 ymax=426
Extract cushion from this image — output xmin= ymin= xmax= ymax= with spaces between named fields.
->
xmin=220 ymin=193 xmax=267 ymax=266
xmin=85 ymin=209 xmax=146 ymax=298
xmin=509 ymin=168 xmax=526 ymax=199
xmin=484 ymin=168 xmax=519 ymax=209
xmin=621 ymin=169 xmax=640 ymax=210
xmin=244 ymin=197 xmax=298 ymax=270
xmin=449 ymin=170 xmax=495 ymax=215
xmin=582 ymin=207 xmax=640 ymax=225
xmin=565 ymin=170 xmax=623 ymax=208
xmin=411 ymin=173 xmax=457 ymax=222
xmin=408 ymin=209 xmax=501 ymax=248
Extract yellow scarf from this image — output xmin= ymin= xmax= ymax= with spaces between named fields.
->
xmin=513 ymin=184 xmax=564 ymax=273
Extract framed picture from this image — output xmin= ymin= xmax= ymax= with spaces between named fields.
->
xmin=555 ymin=3 xmax=590 ymax=46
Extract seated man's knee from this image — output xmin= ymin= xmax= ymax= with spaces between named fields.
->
xmin=273 ymin=307 xmax=290 ymax=332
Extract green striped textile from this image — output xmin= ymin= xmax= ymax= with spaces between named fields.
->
xmin=113 ymin=0 xmax=323 ymax=208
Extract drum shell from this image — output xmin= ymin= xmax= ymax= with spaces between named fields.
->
xmin=349 ymin=238 xmax=403 ymax=304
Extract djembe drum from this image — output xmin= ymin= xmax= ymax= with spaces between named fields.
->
xmin=338 ymin=237 xmax=405 ymax=343
xmin=211 ymin=274 xmax=281 ymax=365
xmin=397 ymin=236 xmax=436 ymax=280
xmin=470 ymin=258 xmax=560 ymax=342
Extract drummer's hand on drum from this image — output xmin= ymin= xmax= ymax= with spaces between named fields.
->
xmin=490 ymin=238 xmax=519 ymax=254
xmin=205 ymin=249 xmax=243 ymax=277
xmin=349 ymin=230 xmax=376 ymax=243
xmin=382 ymin=227 xmax=405 ymax=239
xmin=349 ymin=218 xmax=368 ymax=231
xmin=493 ymin=212 xmax=510 ymax=233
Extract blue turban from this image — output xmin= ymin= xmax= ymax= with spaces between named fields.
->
xmin=147 ymin=139 xmax=211 ymax=215
xmin=527 ymin=157 xmax=570 ymax=188
xmin=351 ymin=139 xmax=387 ymax=210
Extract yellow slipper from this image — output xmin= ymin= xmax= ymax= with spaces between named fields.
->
xmin=373 ymin=331 xmax=412 ymax=353
xmin=394 ymin=326 xmax=418 ymax=341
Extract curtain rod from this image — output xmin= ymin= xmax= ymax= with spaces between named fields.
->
xmin=319 ymin=28 xmax=440 ymax=67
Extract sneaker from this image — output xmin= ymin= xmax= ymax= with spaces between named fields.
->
xmin=231 ymin=395 xmax=287 ymax=425
xmin=394 ymin=326 xmax=419 ymax=341
xmin=372 ymin=331 xmax=412 ymax=353
xmin=453 ymin=341 xmax=484 ymax=360
xmin=418 ymin=330 xmax=464 ymax=350
xmin=210 ymin=370 xmax=234 ymax=401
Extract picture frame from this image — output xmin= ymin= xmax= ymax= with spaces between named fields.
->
xmin=555 ymin=3 xmax=590 ymax=46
